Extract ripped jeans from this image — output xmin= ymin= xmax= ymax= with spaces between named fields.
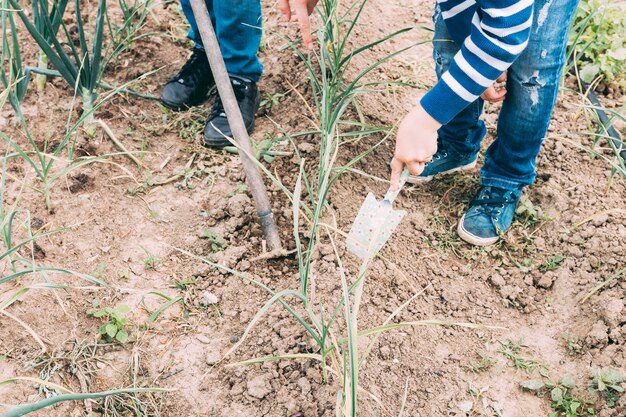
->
xmin=432 ymin=0 xmax=579 ymax=189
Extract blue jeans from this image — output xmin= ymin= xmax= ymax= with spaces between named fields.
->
xmin=432 ymin=0 xmax=579 ymax=190
xmin=180 ymin=0 xmax=263 ymax=81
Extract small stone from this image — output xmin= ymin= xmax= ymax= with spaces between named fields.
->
xmin=297 ymin=142 xmax=315 ymax=153
xmin=488 ymin=273 xmax=506 ymax=289
xmin=586 ymin=321 xmax=609 ymax=348
xmin=536 ymin=272 xmax=556 ymax=289
xmin=601 ymin=298 xmax=624 ymax=327
xmin=297 ymin=376 xmax=311 ymax=394
xmin=229 ymin=335 xmax=239 ymax=344
xmin=205 ymin=351 xmax=221 ymax=365
xmin=246 ymin=373 xmax=272 ymax=399
xmin=227 ymin=194 xmax=251 ymax=218
xmin=202 ymin=291 xmax=219 ymax=305
xmin=592 ymin=214 xmax=608 ymax=227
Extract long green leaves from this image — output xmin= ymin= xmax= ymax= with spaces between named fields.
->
xmin=31 ymin=0 xmax=69 ymax=90
xmin=0 ymin=0 xmax=30 ymax=118
xmin=8 ymin=0 xmax=106 ymax=130
xmin=0 ymin=383 xmax=169 ymax=417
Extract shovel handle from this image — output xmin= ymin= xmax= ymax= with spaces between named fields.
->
xmin=383 ymin=167 xmax=409 ymax=204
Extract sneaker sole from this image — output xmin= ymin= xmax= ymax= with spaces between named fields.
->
xmin=406 ymin=159 xmax=477 ymax=184
xmin=457 ymin=213 xmax=500 ymax=246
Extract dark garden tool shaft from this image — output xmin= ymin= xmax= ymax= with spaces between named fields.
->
xmin=189 ymin=0 xmax=282 ymax=251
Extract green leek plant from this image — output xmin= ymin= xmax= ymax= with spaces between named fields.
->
xmin=8 ymin=0 xmax=105 ymax=136
xmin=0 ymin=0 xmax=30 ymax=119
xmin=31 ymin=0 xmax=69 ymax=91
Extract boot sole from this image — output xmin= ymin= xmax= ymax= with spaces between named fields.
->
xmin=407 ymin=159 xmax=477 ymax=184
xmin=457 ymin=213 xmax=500 ymax=246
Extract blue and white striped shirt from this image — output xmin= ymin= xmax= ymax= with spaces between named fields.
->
xmin=421 ymin=0 xmax=534 ymax=124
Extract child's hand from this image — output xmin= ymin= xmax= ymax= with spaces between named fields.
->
xmin=278 ymin=0 xmax=319 ymax=49
xmin=481 ymin=72 xmax=507 ymax=103
xmin=390 ymin=104 xmax=441 ymax=190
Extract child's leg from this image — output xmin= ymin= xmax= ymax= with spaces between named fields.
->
xmin=179 ymin=0 xmax=215 ymax=47
xmin=432 ymin=5 xmax=486 ymax=159
xmin=212 ymin=0 xmax=263 ymax=81
xmin=179 ymin=0 xmax=263 ymax=81
xmin=480 ymin=0 xmax=580 ymax=190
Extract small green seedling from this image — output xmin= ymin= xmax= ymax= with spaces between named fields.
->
xmin=498 ymin=339 xmax=548 ymax=375
xmin=515 ymin=195 xmax=552 ymax=227
xmin=589 ymin=369 xmax=624 ymax=408
xmin=562 ymin=332 xmax=583 ymax=354
xmin=540 ymin=255 xmax=565 ymax=272
xmin=259 ymin=91 xmax=285 ymax=113
xmin=201 ymin=228 xmax=227 ymax=252
xmin=520 ymin=375 xmax=597 ymax=417
xmin=142 ymin=248 xmax=158 ymax=270
xmin=88 ymin=303 xmax=131 ymax=343
xmin=464 ymin=351 xmax=498 ymax=374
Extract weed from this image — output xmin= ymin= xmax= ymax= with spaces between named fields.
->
xmin=515 ymin=195 xmax=551 ymax=228
xmin=567 ymin=0 xmax=626 ymax=89
xmin=88 ymin=303 xmax=131 ymax=343
xmin=259 ymin=91 xmax=286 ymax=113
xmin=142 ymin=249 xmax=158 ymax=270
xmin=497 ymin=339 xmax=548 ymax=375
xmin=562 ymin=332 xmax=583 ymax=354
xmin=588 ymin=369 xmax=624 ymax=408
xmin=200 ymin=228 xmax=227 ymax=252
xmin=520 ymin=375 xmax=597 ymax=417
xmin=464 ymin=351 xmax=498 ymax=374
xmin=540 ymin=255 xmax=565 ymax=272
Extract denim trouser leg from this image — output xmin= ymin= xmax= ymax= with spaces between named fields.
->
xmin=481 ymin=0 xmax=579 ymax=189
xmin=179 ymin=0 xmax=263 ymax=81
xmin=432 ymin=5 xmax=486 ymax=159
xmin=431 ymin=0 xmax=579 ymax=189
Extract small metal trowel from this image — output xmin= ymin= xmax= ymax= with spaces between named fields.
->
xmin=347 ymin=169 xmax=409 ymax=259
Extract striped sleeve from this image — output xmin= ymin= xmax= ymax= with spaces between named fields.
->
xmin=421 ymin=0 xmax=534 ymax=125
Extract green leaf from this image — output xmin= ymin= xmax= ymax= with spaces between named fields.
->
xmin=520 ymin=380 xmax=545 ymax=391
xmin=551 ymin=387 xmax=563 ymax=402
xmin=115 ymin=304 xmax=131 ymax=314
xmin=562 ymin=375 xmax=576 ymax=388
xmin=115 ymin=330 xmax=128 ymax=343
xmin=105 ymin=323 xmax=117 ymax=338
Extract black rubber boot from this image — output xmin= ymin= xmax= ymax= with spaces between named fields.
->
xmin=161 ymin=48 xmax=214 ymax=110
xmin=203 ymin=76 xmax=261 ymax=148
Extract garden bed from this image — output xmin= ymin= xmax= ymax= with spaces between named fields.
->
xmin=0 ymin=1 xmax=624 ymax=416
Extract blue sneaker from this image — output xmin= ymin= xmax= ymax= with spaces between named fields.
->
xmin=407 ymin=147 xmax=477 ymax=183
xmin=457 ymin=186 xmax=522 ymax=246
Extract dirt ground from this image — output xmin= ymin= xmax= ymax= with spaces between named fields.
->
xmin=1 ymin=1 xmax=625 ymax=417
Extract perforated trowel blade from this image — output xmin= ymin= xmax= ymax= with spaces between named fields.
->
xmin=347 ymin=192 xmax=407 ymax=259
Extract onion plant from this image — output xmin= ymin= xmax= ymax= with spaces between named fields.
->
xmin=0 ymin=0 xmax=30 ymax=119
xmin=30 ymin=0 xmax=69 ymax=91
xmin=8 ymin=0 xmax=106 ymax=136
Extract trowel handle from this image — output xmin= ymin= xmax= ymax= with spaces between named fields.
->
xmin=383 ymin=167 xmax=410 ymax=204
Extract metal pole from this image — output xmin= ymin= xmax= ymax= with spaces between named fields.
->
xmin=189 ymin=0 xmax=282 ymax=251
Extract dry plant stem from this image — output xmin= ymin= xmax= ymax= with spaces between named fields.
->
xmin=189 ymin=0 xmax=282 ymax=252
xmin=95 ymin=120 xmax=144 ymax=168
xmin=0 ymin=310 xmax=47 ymax=353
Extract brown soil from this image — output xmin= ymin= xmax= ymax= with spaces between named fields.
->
xmin=1 ymin=1 xmax=625 ymax=417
